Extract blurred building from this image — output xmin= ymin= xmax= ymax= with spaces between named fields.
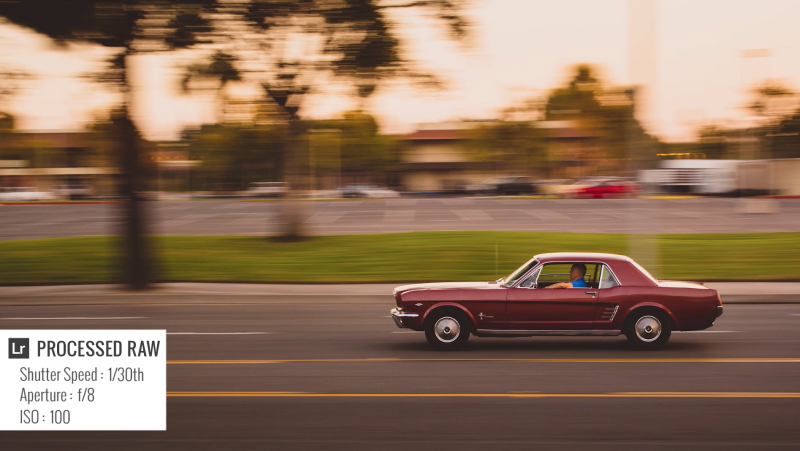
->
xmin=398 ymin=122 xmax=495 ymax=192
xmin=397 ymin=120 xmax=619 ymax=192
xmin=151 ymin=144 xmax=200 ymax=193
xmin=536 ymin=120 xmax=602 ymax=179
xmin=0 ymin=131 xmax=120 ymax=196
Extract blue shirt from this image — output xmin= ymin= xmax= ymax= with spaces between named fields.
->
xmin=570 ymin=278 xmax=587 ymax=288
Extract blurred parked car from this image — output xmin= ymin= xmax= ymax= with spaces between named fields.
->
xmin=466 ymin=176 xmax=537 ymax=196
xmin=247 ymin=182 xmax=288 ymax=198
xmin=0 ymin=187 xmax=55 ymax=201
xmin=559 ymin=177 xmax=639 ymax=198
xmin=341 ymin=185 xmax=400 ymax=198
xmin=54 ymin=184 xmax=94 ymax=200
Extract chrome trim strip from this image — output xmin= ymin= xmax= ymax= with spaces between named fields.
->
xmin=598 ymin=264 xmax=605 ymax=288
xmin=507 ymin=261 xmax=541 ymax=288
xmin=390 ymin=308 xmax=419 ymax=318
xmin=599 ymin=264 xmax=621 ymax=289
xmin=608 ymin=305 xmax=619 ymax=321
xmin=476 ymin=329 xmax=621 ymax=337
xmin=390 ymin=308 xmax=420 ymax=329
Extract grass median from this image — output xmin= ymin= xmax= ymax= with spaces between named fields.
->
xmin=1 ymin=232 xmax=799 ymax=284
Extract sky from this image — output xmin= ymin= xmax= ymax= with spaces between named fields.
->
xmin=1 ymin=0 xmax=800 ymax=142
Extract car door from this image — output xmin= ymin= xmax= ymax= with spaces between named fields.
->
xmin=506 ymin=262 xmax=600 ymax=330
xmin=592 ymin=264 xmax=626 ymax=328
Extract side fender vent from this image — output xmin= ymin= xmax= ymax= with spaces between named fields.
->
xmin=601 ymin=305 xmax=619 ymax=321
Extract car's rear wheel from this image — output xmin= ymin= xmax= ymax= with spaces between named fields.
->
xmin=425 ymin=310 xmax=471 ymax=351
xmin=625 ymin=310 xmax=672 ymax=350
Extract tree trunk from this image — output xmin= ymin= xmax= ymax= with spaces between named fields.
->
xmin=274 ymin=116 xmax=306 ymax=241
xmin=117 ymin=53 xmax=151 ymax=289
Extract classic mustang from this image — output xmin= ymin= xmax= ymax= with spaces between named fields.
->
xmin=391 ymin=252 xmax=723 ymax=350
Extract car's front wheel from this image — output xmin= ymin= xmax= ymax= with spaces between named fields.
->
xmin=425 ymin=311 xmax=471 ymax=351
xmin=625 ymin=310 xmax=672 ymax=350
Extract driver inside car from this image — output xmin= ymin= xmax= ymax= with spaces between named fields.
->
xmin=545 ymin=263 xmax=587 ymax=289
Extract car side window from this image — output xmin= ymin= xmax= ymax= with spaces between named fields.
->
xmin=518 ymin=268 xmax=540 ymax=288
xmin=535 ymin=262 xmax=601 ymax=288
xmin=599 ymin=265 xmax=621 ymax=289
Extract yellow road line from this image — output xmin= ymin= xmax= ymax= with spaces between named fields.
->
xmin=167 ymin=358 xmax=800 ymax=364
xmin=167 ymin=392 xmax=800 ymax=398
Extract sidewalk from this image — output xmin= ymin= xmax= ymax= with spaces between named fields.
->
xmin=1 ymin=282 xmax=799 ymax=305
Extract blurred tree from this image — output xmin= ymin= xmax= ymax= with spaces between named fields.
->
xmin=541 ymin=65 xmax=659 ymax=173
xmin=0 ymin=67 xmax=28 ymax=165
xmin=696 ymin=125 xmax=730 ymax=160
xmin=182 ymin=122 xmax=285 ymax=191
xmin=0 ymin=112 xmax=14 ymax=131
xmin=305 ymin=111 xmax=398 ymax=186
xmin=0 ymin=0 xmax=224 ymax=289
xmin=222 ymin=0 xmax=470 ymax=240
xmin=0 ymin=0 xmax=469 ymax=260
xmin=747 ymin=81 xmax=798 ymax=159
xmin=748 ymin=82 xmax=797 ymax=122
xmin=0 ymin=68 xmax=31 ymax=111
xmin=179 ymin=51 xmax=242 ymax=123
xmin=772 ymin=110 xmax=800 ymax=159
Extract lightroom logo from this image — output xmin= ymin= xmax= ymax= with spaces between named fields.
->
xmin=8 ymin=338 xmax=29 ymax=359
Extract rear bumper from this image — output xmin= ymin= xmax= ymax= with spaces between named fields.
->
xmin=390 ymin=308 xmax=419 ymax=329
xmin=716 ymin=305 xmax=724 ymax=318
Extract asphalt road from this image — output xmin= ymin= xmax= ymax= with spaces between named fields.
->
xmin=2 ymin=197 xmax=800 ymax=240
xmin=1 ymin=299 xmax=799 ymax=450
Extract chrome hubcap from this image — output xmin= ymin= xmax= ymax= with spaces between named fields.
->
xmin=635 ymin=316 xmax=662 ymax=342
xmin=434 ymin=317 xmax=461 ymax=343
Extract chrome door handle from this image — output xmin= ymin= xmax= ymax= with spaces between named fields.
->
xmin=585 ymin=291 xmax=597 ymax=295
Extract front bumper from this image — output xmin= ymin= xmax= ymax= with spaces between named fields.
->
xmin=390 ymin=308 xmax=419 ymax=329
xmin=716 ymin=305 xmax=724 ymax=318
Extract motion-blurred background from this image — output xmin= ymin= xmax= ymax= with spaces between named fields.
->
xmin=1 ymin=0 xmax=799 ymax=287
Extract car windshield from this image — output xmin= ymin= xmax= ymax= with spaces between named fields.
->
xmin=503 ymin=258 xmax=538 ymax=287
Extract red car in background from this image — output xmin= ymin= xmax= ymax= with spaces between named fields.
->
xmin=391 ymin=252 xmax=723 ymax=351
xmin=560 ymin=177 xmax=639 ymax=198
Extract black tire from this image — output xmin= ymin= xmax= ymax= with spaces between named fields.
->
xmin=625 ymin=310 xmax=672 ymax=350
xmin=425 ymin=310 xmax=471 ymax=351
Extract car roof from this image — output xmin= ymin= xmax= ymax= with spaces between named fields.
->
xmin=534 ymin=252 xmax=633 ymax=263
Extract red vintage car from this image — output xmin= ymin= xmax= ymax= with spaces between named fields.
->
xmin=391 ymin=252 xmax=723 ymax=350
xmin=560 ymin=178 xmax=639 ymax=198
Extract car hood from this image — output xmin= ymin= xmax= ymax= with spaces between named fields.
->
xmin=657 ymin=280 xmax=708 ymax=289
xmin=394 ymin=281 xmax=491 ymax=294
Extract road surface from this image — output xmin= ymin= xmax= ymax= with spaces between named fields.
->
xmin=1 ymin=297 xmax=798 ymax=450
xmin=2 ymin=197 xmax=800 ymax=240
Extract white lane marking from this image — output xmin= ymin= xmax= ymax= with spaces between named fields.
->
xmin=452 ymin=209 xmax=491 ymax=221
xmin=1 ymin=317 xmax=146 ymax=320
xmin=538 ymin=210 xmax=570 ymax=220
xmin=391 ymin=331 xmax=419 ymax=334
xmin=522 ymin=211 xmax=545 ymax=220
xmin=386 ymin=199 xmax=416 ymax=207
xmin=675 ymin=330 xmax=740 ymax=333
xmin=304 ymin=211 xmax=347 ymax=224
xmin=167 ymin=332 xmax=273 ymax=335
xmin=790 ymin=314 xmax=800 ymax=316
xmin=161 ymin=214 xmax=217 ymax=227
xmin=384 ymin=209 xmax=415 ymax=223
